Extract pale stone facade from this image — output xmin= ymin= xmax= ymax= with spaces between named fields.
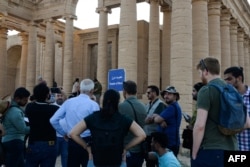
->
xmin=1 ymin=0 xmax=250 ymax=120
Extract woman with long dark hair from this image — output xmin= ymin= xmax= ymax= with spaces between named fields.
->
xmin=70 ymin=89 xmax=146 ymax=167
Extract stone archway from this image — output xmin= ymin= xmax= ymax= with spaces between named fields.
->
xmin=6 ymin=45 xmax=21 ymax=95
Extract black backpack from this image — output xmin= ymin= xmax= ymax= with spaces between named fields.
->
xmin=91 ymin=113 xmax=127 ymax=166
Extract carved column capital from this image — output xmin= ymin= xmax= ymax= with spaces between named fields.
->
xmin=96 ymin=7 xmax=111 ymax=14
xmin=147 ymin=0 xmax=159 ymax=3
xmin=0 ymin=27 xmax=8 ymax=39
xmin=19 ymin=32 xmax=28 ymax=41
xmin=230 ymin=18 xmax=238 ymax=32
xmin=39 ymin=37 xmax=45 ymax=43
xmin=221 ymin=8 xmax=231 ymax=27
xmin=57 ymin=42 xmax=63 ymax=48
xmin=208 ymin=0 xmax=221 ymax=16
xmin=28 ymin=21 xmax=38 ymax=27
xmin=63 ymin=15 xmax=77 ymax=21
xmin=244 ymin=35 xmax=249 ymax=45
xmin=44 ymin=18 xmax=56 ymax=25
xmin=237 ymin=27 xmax=244 ymax=41
xmin=159 ymin=0 xmax=172 ymax=6
xmin=192 ymin=0 xmax=208 ymax=3
xmin=0 ymin=14 xmax=7 ymax=29
xmin=161 ymin=5 xmax=171 ymax=13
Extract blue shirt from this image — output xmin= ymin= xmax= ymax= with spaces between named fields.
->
xmin=158 ymin=102 xmax=182 ymax=147
xmin=50 ymin=94 xmax=100 ymax=137
xmin=154 ymin=149 xmax=181 ymax=167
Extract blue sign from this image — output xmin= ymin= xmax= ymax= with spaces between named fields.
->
xmin=108 ymin=69 xmax=126 ymax=91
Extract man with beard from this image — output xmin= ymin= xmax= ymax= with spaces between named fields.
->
xmin=148 ymin=132 xmax=181 ymax=167
xmin=2 ymin=87 xmax=30 ymax=167
xmin=224 ymin=67 xmax=250 ymax=151
xmin=189 ymin=82 xmax=205 ymax=128
xmin=149 ymin=86 xmax=182 ymax=157
xmin=191 ymin=57 xmax=238 ymax=167
xmin=119 ymin=80 xmax=147 ymax=167
xmin=53 ymin=90 xmax=68 ymax=167
xmin=144 ymin=85 xmax=166 ymax=167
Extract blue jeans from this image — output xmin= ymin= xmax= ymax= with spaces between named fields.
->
xmin=2 ymin=139 xmax=25 ymax=167
xmin=68 ymin=137 xmax=91 ymax=167
xmin=56 ymin=137 xmax=68 ymax=167
xmin=126 ymin=151 xmax=144 ymax=167
xmin=191 ymin=149 xmax=224 ymax=167
xmin=25 ymin=141 xmax=57 ymax=167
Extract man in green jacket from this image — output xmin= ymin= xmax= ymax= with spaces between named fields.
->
xmin=2 ymin=87 xmax=30 ymax=167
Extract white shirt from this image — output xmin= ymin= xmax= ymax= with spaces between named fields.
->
xmin=72 ymin=82 xmax=79 ymax=93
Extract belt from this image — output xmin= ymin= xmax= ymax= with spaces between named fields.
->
xmin=48 ymin=140 xmax=55 ymax=145
xmin=29 ymin=140 xmax=56 ymax=146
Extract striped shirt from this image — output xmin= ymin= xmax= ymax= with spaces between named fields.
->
xmin=237 ymin=86 xmax=250 ymax=151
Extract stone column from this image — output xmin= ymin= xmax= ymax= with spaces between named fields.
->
xmin=171 ymin=0 xmax=192 ymax=112
xmin=96 ymin=6 xmax=111 ymax=92
xmin=0 ymin=26 xmax=8 ymax=96
xmin=55 ymin=43 xmax=63 ymax=86
xmin=19 ymin=32 xmax=28 ymax=87
xmin=26 ymin=22 xmax=37 ymax=93
xmin=237 ymin=28 xmax=244 ymax=67
xmin=220 ymin=8 xmax=231 ymax=72
xmin=118 ymin=0 xmax=137 ymax=82
xmin=36 ymin=37 xmax=45 ymax=83
xmin=230 ymin=19 xmax=238 ymax=66
xmin=192 ymin=0 xmax=209 ymax=83
xmin=161 ymin=5 xmax=171 ymax=88
xmin=148 ymin=0 xmax=160 ymax=86
xmin=244 ymin=36 xmax=249 ymax=84
xmin=208 ymin=0 xmax=221 ymax=61
xmin=44 ymin=19 xmax=55 ymax=88
xmin=63 ymin=15 xmax=75 ymax=94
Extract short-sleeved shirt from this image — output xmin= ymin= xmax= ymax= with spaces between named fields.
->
xmin=154 ymin=150 xmax=181 ymax=167
xmin=158 ymin=102 xmax=182 ymax=148
xmin=85 ymin=111 xmax=132 ymax=166
xmin=119 ymin=96 xmax=147 ymax=153
xmin=197 ymin=78 xmax=237 ymax=150
xmin=85 ymin=112 xmax=132 ymax=138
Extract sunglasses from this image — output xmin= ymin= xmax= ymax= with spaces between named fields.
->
xmin=200 ymin=59 xmax=208 ymax=71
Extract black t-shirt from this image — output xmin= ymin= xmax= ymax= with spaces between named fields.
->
xmin=25 ymin=102 xmax=59 ymax=142
xmin=85 ymin=111 xmax=133 ymax=166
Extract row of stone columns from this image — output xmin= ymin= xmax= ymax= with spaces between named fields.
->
xmin=19 ymin=17 xmax=74 ymax=94
xmin=6 ymin=16 xmax=75 ymax=95
xmin=94 ymin=0 xmax=250 ymax=112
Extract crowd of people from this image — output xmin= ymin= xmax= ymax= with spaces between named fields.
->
xmin=0 ymin=57 xmax=249 ymax=167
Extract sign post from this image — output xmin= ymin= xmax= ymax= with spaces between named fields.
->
xmin=108 ymin=69 xmax=126 ymax=91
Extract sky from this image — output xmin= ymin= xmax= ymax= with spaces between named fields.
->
xmin=74 ymin=1 xmax=156 ymax=29
xmin=8 ymin=1 xmax=250 ymax=34
xmin=8 ymin=1 xmax=154 ymax=34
